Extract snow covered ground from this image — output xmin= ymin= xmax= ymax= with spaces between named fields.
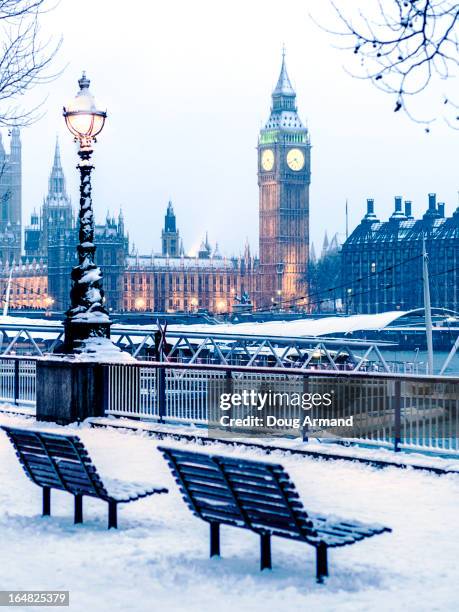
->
xmin=0 ymin=414 xmax=458 ymax=612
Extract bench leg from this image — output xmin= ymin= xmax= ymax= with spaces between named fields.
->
xmin=210 ymin=522 xmax=220 ymax=557
xmin=74 ymin=495 xmax=83 ymax=524
xmin=108 ymin=501 xmax=117 ymax=529
xmin=316 ymin=543 xmax=328 ymax=583
xmin=260 ymin=533 xmax=272 ymax=570
xmin=42 ymin=487 xmax=51 ymax=516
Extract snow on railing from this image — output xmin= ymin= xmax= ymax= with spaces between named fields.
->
xmin=105 ymin=362 xmax=459 ymax=456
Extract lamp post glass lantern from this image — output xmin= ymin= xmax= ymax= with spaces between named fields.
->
xmin=62 ymin=72 xmax=110 ymax=352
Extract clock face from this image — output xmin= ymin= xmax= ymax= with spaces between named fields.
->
xmin=286 ymin=148 xmax=305 ymax=171
xmin=261 ymin=149 xmax=275 ymax=171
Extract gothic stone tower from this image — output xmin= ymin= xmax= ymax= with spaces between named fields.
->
xmin=258 ymin=54 xmax=310 ymax=308
xmin=0 ymin=127 xmax=22 ymax=263
xmin=43 ymin=138 xmax=75 ymax=310
xmin=162 ymin=200 xmax=180 ymax=257
xmin=41 ymin=137 xmax=74 ymax=254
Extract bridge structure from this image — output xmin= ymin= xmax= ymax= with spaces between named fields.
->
xmin=0 ymin=319 xmax=407 ymax=373
xmin=2 ymin=307 xmax=458 ymax=373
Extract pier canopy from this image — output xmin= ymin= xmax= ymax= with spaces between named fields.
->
xmin=173 ymin=308 xmax=459 ymax=338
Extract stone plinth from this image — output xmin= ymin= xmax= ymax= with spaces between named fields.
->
xmin=36 ymin=358 xmax=106 ymax=424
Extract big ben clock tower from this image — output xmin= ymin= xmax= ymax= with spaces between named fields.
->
xmin=258 ymin=52 xmax=311 ymax=309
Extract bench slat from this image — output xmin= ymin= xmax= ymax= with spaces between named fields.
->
xmin=54 ymin=461 xmax=96 ymax=476
xmin=20 ymin=467 xmax=61 ymax=486
xmin=246 ymin=507 xmax=299 ymax=526
xmin=173 ymin=464 xmax=225 ymax=481
xmin=25 ymin=447 xmax=81 ymax=462
xmin=20 ymin=456 xmax=54 ymax=471
xmin=186 ymin=483 xmax=234 ymax=501
xmin=231 ymin=481 xmax=299 ymax=499
xmin=193 ymin=497 xmax=240 ymax=514
xmin=199 ymin=508 xmax=245 ymax=525
xmin=9 ymin=433 xmax=82 ymax=455
xmin=228 ymin=473 xmax=297 ymax=492
xmin=29 ymin=474 xmax=65 ymax=489
xmin=220 ymin=466 xmax=278 ymax=482
xmin=22 ymin=466 xmax=61 ymax=483
xmin=178 ymin=469 xmax=226 ymax=486
xmin=238 ymin=498 xmax=297 ymax=516
xmin=164 ymin=455 xmax=220 ymax=470
xmin=225 ymin=476 xmax=279 ymax=491
xmin=236 ymin=490 xmax=301 ymax=509
xmin=20 ymin=452 xmax=53 ymax=465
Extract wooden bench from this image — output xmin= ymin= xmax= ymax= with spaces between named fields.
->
xmin=2 ymin=426 xmax=168 ymax=528
xmin=159 ymin=446 xmax=391 ymax=582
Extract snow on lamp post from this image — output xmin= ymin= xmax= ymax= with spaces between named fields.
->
xmin=62 ymin=72 xmax=110 ymax=352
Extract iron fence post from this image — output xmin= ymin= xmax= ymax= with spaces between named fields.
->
xmin=225 ymin=369 xmax=232 ymax=433
xmin=158 ymin=366 xmax=166 ymax=423
xmin=394 ymin=379 xmax=401 ymax=452
xmin=302 ymin=376 xmax=309 ymax=442
xmin=102 ymin=365 xmax=109 ymax=415
xmin=14 ymin=358 xmax=20 ymax=406
xmin=225 ymin=369 xmax=232 ymax=393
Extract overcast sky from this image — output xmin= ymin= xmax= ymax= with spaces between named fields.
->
xmin=12 ymin=0 xmax=458 ymax=258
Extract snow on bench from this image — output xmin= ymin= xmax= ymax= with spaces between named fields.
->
xmin=159 ymin=446 xmax=392 ymax=582
xmin=2 ymin=426 xmax=168 ymax=529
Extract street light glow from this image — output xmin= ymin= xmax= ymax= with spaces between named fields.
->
xmin=63 ymin=72 xmax=107 ymax=148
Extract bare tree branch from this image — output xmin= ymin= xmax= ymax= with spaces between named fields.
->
xmin=314 ymin=1 xmax=459 ymax=128
xmin=0 ymin=0 xmax=62 ymax=126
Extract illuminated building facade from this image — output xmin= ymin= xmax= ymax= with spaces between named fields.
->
xmin=257 ymin=53 xmax=310 ymax=308
xmin=124 ymin=222 xmax=257 ymax=313
xmin=0 ymin=260 xmax=49 ymax=310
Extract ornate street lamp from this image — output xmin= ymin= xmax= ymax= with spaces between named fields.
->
xmin=62 ymin=72 xmax=110 ymax=352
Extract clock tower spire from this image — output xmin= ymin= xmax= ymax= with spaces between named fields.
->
xmin=258 ymin=52 xmax=311 ymax=309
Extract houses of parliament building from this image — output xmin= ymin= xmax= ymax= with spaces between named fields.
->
xmin=0 ymin=55 xmax=312 ymax=314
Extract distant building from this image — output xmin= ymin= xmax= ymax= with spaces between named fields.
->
xmin=258 ymin=52 xmax=310 ymax=308
xmin=13 ymin=138 xmax=128 ymax=311
xmin=342 ymin=195 xmax=459 ymax=313
xmin=1 ymin=260 xmax=48 ymax=309
xmin=124 ymin=210 xmax=257 ymax=313
xmin=0 ymin=128 xmax=22 ymax=264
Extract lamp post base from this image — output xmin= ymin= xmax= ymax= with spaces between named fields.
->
xmin=36 ymin=359 xmax=105 ymax=424
xmin=63 ymin=319 xmax=112 ymax=354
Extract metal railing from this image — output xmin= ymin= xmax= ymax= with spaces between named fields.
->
xmin=0 ymin=357 xmax=36 ymax=407
xmin=0 ymin=355 xmax=457 ymax=456
xmin=105 ymin=361 xmax=459 ymax=455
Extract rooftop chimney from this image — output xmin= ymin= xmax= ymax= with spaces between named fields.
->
xmin=391 ymin=195 xmax=405 ymax=220
xmin=438 ymin=202 xmax=445 ymax=218
xmin=364 ymin=198 xmax=378 ymax=222
xmin=424 ymin=193 xmax=440 ymax=220
xmin=405 ymin=201 xmax=413 ymax=219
